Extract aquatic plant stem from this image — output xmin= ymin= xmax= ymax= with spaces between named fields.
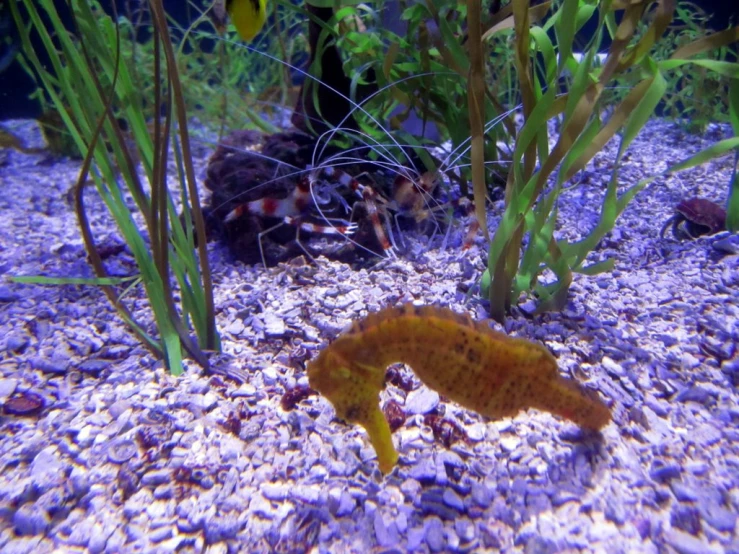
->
xmin=150 ymin=0 xmax=217 ymax=352
xmin=467 ymin=0 xmax=490 ymax=244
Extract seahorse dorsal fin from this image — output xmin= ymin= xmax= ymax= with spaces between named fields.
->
xmin=408 ymin=304 xmax=509 ymax=339
xmin=346 ymin=304 xmax=405 ymax=335
xmin=346 ymin=303 xmax=509 ymax=342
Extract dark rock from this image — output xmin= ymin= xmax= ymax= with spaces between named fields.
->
xmin=524 ymin=535 xmax=557 ymax=554
xmin=3 ymin=391 xmax=45 ymax=417
xmin=650 ymin=464 xmax=681 ymax=483
xmin=203 ymin=128 xmax=416 ymax=266
xmin=699 ymin=501 xmax=737 ymax=533
xmin=77 ymin=360 xmax=111 ymax=376
xmin=204 ymin=514 xmax=241 ymax=543
xmin=0 ymin=286 xmax=19 ymax=303
xmin=671 ymin=505 xmax=702 ymax=535
xmin=670 ymin=482 xmax=698 ymax=502
xmin=675 ymin=386 xmax=715 ymax=404
xmin=30 ymin=356 xmax=69 ymax=375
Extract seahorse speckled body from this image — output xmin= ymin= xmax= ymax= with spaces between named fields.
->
xmin=307 ymin=304 xmax=611 ymax=473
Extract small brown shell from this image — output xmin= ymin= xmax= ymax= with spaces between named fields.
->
xmin=675 ymin=198 xmax=726 ymax=234
xmin=108 ymin=439 xmax=138 ymax=464
xmin=2 ymin=391 xmax=45 ymax=417
xmin=139 ymin=408 xmax=174 ymax=426
xmin=383 ymin=400 xmax=406 ymax=432
xmin=423 ymin=414 xmax=468 ymax=449
xmin=135 ymin=425 xmax=173 ymax=450
xmin=281 ymin=385 xmax=314 ymax=411
xmin=386 ymin=365 xmax=414 ymax=392
xmin=219 ymin=412 xmax=242 ymax=436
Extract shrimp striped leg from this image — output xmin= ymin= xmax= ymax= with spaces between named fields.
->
xmin=224 ymin=177 xmax=313 ymax=223
xmin=254 ymin=215 xmax=358 ymax=267
xmin=225 ymin=165 xmax=400 ymax=261
xmin=303 ymin=166 xmax=396 ymax=257
xmin=391 ymin=172 xmax=480 ymax=251
xmin=454 ymin=197 xmax=480 ymax=250
xmin=318 ymin=167 xmax=396 ymax=257
xmin=226 ymin=175 xmax=357 ymax=266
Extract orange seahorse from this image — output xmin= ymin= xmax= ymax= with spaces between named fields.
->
xmin=306 ymin=304 xmax=611 ymax=474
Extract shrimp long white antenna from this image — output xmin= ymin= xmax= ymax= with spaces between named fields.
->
xmin=191 ymin=26 xmax=507 ymax=188
xmin=314 ymin=132 xmax=422 ymax=184
xmin=311 ymin=70 xmax=457 ymax=168
xmin=182 ymin=23 xmax=512 ymax=182
xmin=187 ymin=28 xmax=459 ymax=188
xmin=314 ymin=136 xmax=446 ymax=178
xmin=440 ymin=105 xmax=522 ymax=175
xmin=441 ymin=82 xmax=615 ymax=177
xmin=208 ymin=35 xmax=446 ymax=175
xmin=311 ymin=127 xmax=419 ymax=184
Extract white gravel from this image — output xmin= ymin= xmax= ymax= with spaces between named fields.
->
xmin=0 ymin=118 xmax=738 ymax=553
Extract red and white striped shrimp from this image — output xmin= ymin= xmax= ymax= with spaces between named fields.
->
xmin=207 ymin=125 xmax=489 ymax=266
xmin=222 ymin=170 xmax=358 ymax=266
xmin=223 ymin=162 xmax=482 ymax=264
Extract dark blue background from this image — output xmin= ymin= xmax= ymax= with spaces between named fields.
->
xmin=0 ymin=0 xmax=736 ymax=120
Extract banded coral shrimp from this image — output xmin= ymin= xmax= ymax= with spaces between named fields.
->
xmin=199 ymin=30 xmax=519 ymax=267
xmin=203 ymin=108 xmax=521 ymax=267
xmin=203 ymin=130 xmax=428 ymax=266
